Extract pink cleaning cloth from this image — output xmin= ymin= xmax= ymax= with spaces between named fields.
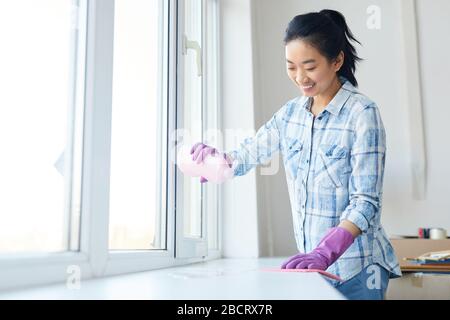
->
xmin=261 ymin=268 xmax=343 ymax=282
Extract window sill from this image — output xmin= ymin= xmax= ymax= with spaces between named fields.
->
xmin=0 ymin=257 xmax=343 ymax=299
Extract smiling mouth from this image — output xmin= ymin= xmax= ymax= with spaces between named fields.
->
xmin=301 ymin=83 xmax=315 ymax=89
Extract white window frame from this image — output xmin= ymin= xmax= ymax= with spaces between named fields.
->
xmin=175 ymin=0 xmax=207 ymax=259
xmin=205 ymin=0 xmax=222 ymax=257
xmin=175 ymin=0 xmax=222 ymax=260
xmin=0 ymin=0 xmax=222 ymax=292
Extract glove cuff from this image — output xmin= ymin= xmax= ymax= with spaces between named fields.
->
xmin=313 ymin=227 xmax=355 ymax=267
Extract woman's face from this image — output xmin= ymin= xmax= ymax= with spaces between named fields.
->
xmin=285 ymin=39 xmax=343 ymax=97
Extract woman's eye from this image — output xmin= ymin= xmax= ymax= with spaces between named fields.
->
xmin=306 ymin=68 xmax=316 ymax=71
xmin=288 ymin=68 xmax=295 ymax=71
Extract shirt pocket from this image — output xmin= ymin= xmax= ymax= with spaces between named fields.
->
xmin=315 ymin=144 xmax=350 ymax=189
xmin=283 ymin=138 xmax=303 ymax=180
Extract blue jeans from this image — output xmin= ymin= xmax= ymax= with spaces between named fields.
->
xmin=329 ymin=264 xmax=390 ymax=300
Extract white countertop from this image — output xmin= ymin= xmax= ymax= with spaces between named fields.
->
xmin=0 ymin=258 xmax=344 ymax=300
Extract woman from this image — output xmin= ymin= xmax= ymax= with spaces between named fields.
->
xmin=190 ymin=9 xmax=401 ymax=300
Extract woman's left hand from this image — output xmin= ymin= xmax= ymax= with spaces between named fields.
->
xmin=281 ymin=226 xmax=355 ymax=270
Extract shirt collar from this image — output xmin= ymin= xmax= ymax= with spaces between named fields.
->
xmin=300 ymin=76 xmax=358 ymax=116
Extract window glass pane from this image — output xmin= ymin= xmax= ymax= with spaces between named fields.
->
xmin=205 ymin=184 xmax=218 ymax=250
xmin=109 ymin=0 xmax=167 ymax=250
xmin=183 ymin=0 xmax=203 ymax=238
xmin=0 ymin=0 xmax=83 ymax=253
xmin=205 ymin=0 xmax=219 ymax=250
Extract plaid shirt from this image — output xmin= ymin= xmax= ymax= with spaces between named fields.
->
xmin=227 ymin=77 xmax=401 ymax=282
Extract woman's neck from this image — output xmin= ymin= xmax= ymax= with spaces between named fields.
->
xmin=311 ymin=77 xmax=342 ymax=116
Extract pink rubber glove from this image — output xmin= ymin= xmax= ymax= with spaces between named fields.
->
xmin=190 ymin=142 xmax=233 ymax=183
xmin=281 ymin=227 xmax=354 ymax=270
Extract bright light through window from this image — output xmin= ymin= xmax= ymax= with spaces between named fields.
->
xmin=109 ymin=0 xmax=166 ymax=250
xmin=0 ymin=0 xmax=83 ymax=253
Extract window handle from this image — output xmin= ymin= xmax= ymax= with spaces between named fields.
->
xmin=182 ymin=34 xmax=202 ymax=77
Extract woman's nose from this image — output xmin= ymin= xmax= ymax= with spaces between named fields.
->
xmin=296 ymin=72 xmax=307 ymax=84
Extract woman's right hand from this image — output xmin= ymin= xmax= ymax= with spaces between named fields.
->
xmin=190 ymin=142 xmax=233 ymax=183
xmin=190 ymin=142 xmax=218 ymax=164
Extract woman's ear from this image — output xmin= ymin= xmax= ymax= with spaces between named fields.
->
xmin=334 ymin=51 xmax=345 ymax=72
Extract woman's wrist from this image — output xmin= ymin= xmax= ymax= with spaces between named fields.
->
xmin=338 ymin=220 xmax=361 ymax=238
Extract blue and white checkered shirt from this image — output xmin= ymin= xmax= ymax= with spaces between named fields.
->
xmin=227 ymin=77 xmax=401 ymax=282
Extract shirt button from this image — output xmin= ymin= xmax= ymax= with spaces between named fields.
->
xmin=317 ymin=116 xmax=322 ymax=120
xmin=306 ymin=159 xmax=309 ymax=164
xmin=301 ymin=205 xmax=305 ymax=209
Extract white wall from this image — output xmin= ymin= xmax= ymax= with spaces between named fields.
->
xmin=221 ymin=0 xmax=450 ymax=257
xmin=399 ymin=0 xmax=450 ymax=234
xmin=220 ymin=0 xmax=260 ymax=257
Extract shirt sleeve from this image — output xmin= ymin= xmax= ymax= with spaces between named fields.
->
xmin=225 ymin=106 xmax=285 ymax=177
xmin=340 ymin=104 xmax=386 ymax=233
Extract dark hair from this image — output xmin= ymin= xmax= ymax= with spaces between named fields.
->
xmin=283 ymin=9 xmax=362 ymax=87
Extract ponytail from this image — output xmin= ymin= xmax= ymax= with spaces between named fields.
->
xmin=284 ymin=9 xmax=363 ymax=87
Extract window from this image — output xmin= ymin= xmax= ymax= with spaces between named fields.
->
xmin=108 ymin=0 xmax=167 ymax=251
xmin=0 ymin=0 xmax=221 ymax=291
xmin=205 ymin=0 xmax=220 ymax=251
xmin=0 ymin=0 xmax=85 ymax=254
xmin=182 ymin=0 xmax=204 ymax=239
xmin=173 ymin=0 xmax=221 ymax=258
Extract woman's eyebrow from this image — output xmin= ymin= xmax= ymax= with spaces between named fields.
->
xmin=286 ymin=59 xmax=316 ymax=64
